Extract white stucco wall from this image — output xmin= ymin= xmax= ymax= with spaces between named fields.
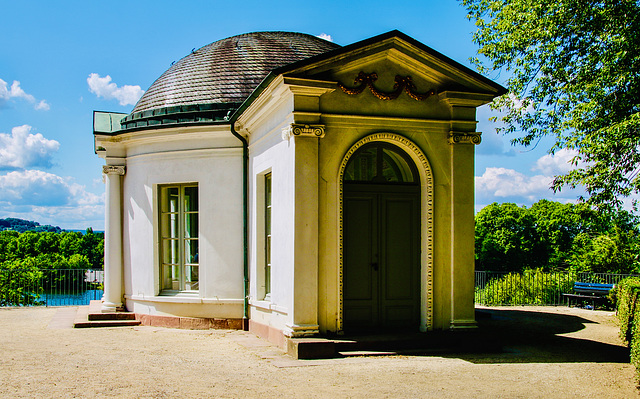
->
xmin=99 ymin=127 xmax=246 ymax=319
xmin=246 ymin=99 xmax=298 ymax=334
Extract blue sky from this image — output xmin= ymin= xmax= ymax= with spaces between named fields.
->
xmin=0 ymin=0 xmax=587 ymax=230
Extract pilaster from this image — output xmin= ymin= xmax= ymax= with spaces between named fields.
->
xmin=448 ymin=133 xmax=479 ymax=329
xmin=283 ymin=123 xmax=323 ymax=337
xmin=438 ymin=89 xmax=489 ymax=330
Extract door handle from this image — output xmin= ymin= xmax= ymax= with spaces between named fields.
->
xmin=371 ymin=262 xmax=378 ymax=271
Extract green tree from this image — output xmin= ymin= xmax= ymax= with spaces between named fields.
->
xmin=34 ymin=253 xmax=67 ymax=269
xmin=462 ymin=0 xmax=640 ymax=207
xmin=527 ymin=200 xmax=607 ymax=269
xmin=475 ymin=202 xmax=537 ymax=271
xmin=67 ymin=254 xmax=91 ymax=270
xmin=35 ymin=232 xmax=61 ymax=255
xmin=475 ymin=200 xmax=640 ymax=273
xmin=59 ymin=232 xmax=82 ymax=258
xmin=79 ymin=228 xmax=104 ymax=269
xmin=16 ymin=231 xmax=39 ymax=258
xmin=0 ymin=227 xmax=104 ymax=304
xmin=572 ymin=227 xmax=640 ymax=274
xmin=0 ymin=230 xmax=19 ymax=263
xmin=0 ymin=258 xmax=44 ymax=306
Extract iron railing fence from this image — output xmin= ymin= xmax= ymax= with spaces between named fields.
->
xmin=0 ymin=269 xmax=104 ymax=307
xmin=575 ymin=272 xmax=639 ymax=285
xmin=3 ymin=268 xmax=638 ymax=308
xmin=475 ymin=270 xmax=640 ymax=306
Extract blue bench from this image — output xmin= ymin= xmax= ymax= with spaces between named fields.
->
xmin=563 ymin=282 xmax=615 ymax=309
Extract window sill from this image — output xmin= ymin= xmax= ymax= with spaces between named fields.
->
xmin=126 ymin=294 xmax=243 ymax=305
xmin=249 ymin=299 xmax=288 ymax=314
xmin=158 ymin=291 xmax=199 ymax=297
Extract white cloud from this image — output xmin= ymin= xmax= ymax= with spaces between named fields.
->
xmin=0 ymin=170 xmax=101 ymax=208
xmin=476 ymin=143 xmax=590 ymax=209
xmin=0 ymin=125 xmax=60 ymax=170
xmin=29 ymin=204 xmax=105 ymax=231
xmin=476 ymin=167 xmax=554 ymax=203
xmin=0 ymin=170 xmax=71 ymax=206
xmin=35 ymin=99 xmax=50 ymax=111
xmin=533 ymin=148 xmax=580 ymax=175
xmin=0 ymin=122 xmax=103 ymax=229
xmin=0 ymin=169 xmax=104 ymax=230
xmin=0 ymin=78 xmax=49 ymax=111
xmin=87 ymin=73 xmax=144 ymax=106
xmin=475 ymin=164 xmax=587 ymax=209
xmin=0 ymin=80 xmax=7 ymax=101
xmin=507 ymin=93 xmax=534 ymax=113
xmin=9 ymin=80 xmax=35 ymax=102
xmin=317 ymin=33 xmax=333 ymax=42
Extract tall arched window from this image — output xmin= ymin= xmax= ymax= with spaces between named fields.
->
xmin=344 ymin=142 xmax=418 ymax=184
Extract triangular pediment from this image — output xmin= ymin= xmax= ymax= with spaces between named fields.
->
xmin=233 ymin=31 xmax=506 ymax=128
xmin=277 ymin=30 xmax=506 ymax=100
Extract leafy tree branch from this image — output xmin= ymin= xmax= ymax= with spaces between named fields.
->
xmin=462 ymin=0 xmax=640 ymax=207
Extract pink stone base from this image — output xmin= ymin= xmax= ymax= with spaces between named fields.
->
xmin=249 ymin=320 xmax=286 ymax=349
xmin=135 ymin=314 xmax=243 ymax=330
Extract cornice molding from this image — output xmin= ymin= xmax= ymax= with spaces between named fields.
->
xmin=238 ymin=76 xmax=334 ymax=134
xmin=438 ymin=91 xmax=496 ymax=107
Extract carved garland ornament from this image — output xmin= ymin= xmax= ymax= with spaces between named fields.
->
xmin=338 ymin=72 xmax=436 ymax=101
xmin=337 ymin=133 xmax=434 ymax=333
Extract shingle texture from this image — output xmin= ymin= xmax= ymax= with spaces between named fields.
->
xmin=132 ymin=32 xmax=340 ymax=114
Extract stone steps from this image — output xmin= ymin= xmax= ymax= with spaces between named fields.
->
xmin=287 ymin=329 xmax=499 ymax=359
xmin=73 ymin=300 xmax=140 ymax=328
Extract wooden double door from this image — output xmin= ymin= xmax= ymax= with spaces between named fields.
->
xmin=343 ymin=184 xmax=420 ymax=332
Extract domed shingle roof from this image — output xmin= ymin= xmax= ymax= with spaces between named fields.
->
xmin=132 ymin=32 xmax=340 ymax=114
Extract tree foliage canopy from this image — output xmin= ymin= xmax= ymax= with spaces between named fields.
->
xmin=0 ymin=229 xmax=103 ymax=270
xmin=0 ymin=218 xmax=62 ymax=233
xmin=462 ymin=0 xmax=640 ymax=207
xmin=475 ymin=200 xmax=640 ymax=273
xmin=0 ymin=229 xmax=104 ymax=306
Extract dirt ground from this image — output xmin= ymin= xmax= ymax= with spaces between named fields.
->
xmin=0 ymin=306 xmax=637 ymax=398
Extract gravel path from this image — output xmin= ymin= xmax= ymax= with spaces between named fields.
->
xmin=0 ymin=306 xmax=637 ymax=398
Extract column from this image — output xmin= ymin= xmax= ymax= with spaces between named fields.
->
xmin=102 ymin=164 xmax=125 ymax=312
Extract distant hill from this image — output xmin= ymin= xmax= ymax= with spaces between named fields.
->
xmin=0 ymin=218 xmax=63 ymax=233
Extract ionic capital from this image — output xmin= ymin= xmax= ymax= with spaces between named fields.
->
xmin=282 ymin=123 xmax=325 ymax=140
xmin=102 ymin=165 xmax=126 ymax=175
xmin=448 ymin=132 xmax=482 ymax=145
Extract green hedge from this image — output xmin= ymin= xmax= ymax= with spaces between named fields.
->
xmin=616 ymin=277 xmax=640 ymax=382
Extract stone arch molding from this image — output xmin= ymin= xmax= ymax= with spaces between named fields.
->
xmin=337 ymin=132 xmax=434 ymax=333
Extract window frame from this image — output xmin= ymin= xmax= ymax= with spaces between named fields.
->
xmin=344 ymin=142 xmax=419 ymax=185
xmin=158 ymin=183 xmax=199 ymax=294
xmin=264 ymin=172 xmax=272 ymax=300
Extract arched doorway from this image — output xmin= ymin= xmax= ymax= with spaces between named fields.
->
xmin=342 ymin=141 xmax=421 ymax=332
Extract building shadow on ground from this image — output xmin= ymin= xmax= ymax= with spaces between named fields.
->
xmin=445 ymin=308 xmax=629 ymax=364
xmin=334 ymin=308 xmax=629 ymax=364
